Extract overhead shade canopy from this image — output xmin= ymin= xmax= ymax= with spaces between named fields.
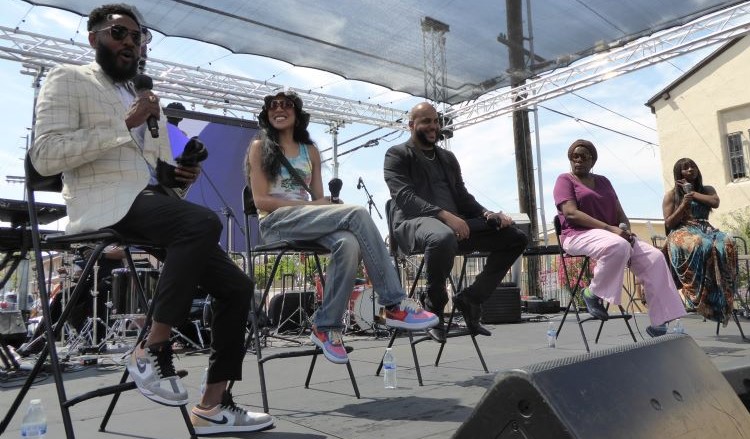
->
xmin=23 ymin=0 xmax=746 ymax=104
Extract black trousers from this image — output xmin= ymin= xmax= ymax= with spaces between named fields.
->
xmin=394 ymin=216 xmax=528 ymax=317
xmin=111 ymin=187 xmax=252 ymax=383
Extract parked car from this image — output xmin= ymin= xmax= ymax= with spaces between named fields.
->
xmin=0 ymin=291 xmax=33 ymax=348
xmin=0 ymin=291 xmax=36 ymax=310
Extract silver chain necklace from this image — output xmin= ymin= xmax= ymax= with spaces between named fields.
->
xmin=422 ymin=148 xmax=436 ymax=160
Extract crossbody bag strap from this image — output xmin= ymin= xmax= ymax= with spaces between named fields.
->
xmin=276 ymin=152 xmax=316 ymax=200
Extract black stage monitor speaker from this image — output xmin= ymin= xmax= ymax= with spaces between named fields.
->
xmin=454 ymin=335 xmax=750 ymax=439
xmin=481 ymin=286 xmax=521 ymax=324
xmin=722 ymin=364 xmax=750 ymax=412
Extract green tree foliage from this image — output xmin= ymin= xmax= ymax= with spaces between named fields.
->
xmin=719 ymin=207 xmax=750 ymax=290
xmin=251 ymin=253 xmax=330 ymax=291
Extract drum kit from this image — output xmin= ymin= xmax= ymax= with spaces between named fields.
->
xmin=93 ymin=266 xmax=160 ymax=352
xmin=267 ymin=276 xmax=385 ymax=336
xmin=109 ymin=267 xmax=160 ymax=319
xmin=346 ymin=285 xmax=378 ymax=333
xmin=309 ymin=275 xmax=384 ymax=335
xmin=39 ymin=256 xmax=211 ymax=358
xmin=318 ymin=280 xmax=387 ymax=335
xmin=23 ymin=251 xmax=388 ymax=361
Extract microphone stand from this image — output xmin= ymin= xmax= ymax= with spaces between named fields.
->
xmin=356 ymin=177 xmax=388 ymax=338
xmin=357 ymin=178 xmax=382 ymax=219
xmin=201 ymin=169 xmax=246 ymax=254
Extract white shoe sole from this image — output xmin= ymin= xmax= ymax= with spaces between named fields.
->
xmin=309 ymin=333 xmax=349 ymax=364
xmin=126 ymin=362 xmax=189 ymax=407
xmin=138 ymin=386 xmax=189 ymax=407
xmin=192 ymin=418 xmax=274 ymax=435
xmin=385 ymin=315 xmax=440 ymax=331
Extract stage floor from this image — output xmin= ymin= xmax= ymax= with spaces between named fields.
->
xmin=1 ymin=311 xmax=749 ymax=438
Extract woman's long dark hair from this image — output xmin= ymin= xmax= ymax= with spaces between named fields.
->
xmin=256 ymin=92 xmax=314 ymax=180
xmin=672 ymin=157 xmax=705 ymax=207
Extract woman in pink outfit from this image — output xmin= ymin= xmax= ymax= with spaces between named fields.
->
xmin=553 ymin=139 xmax=686 ymax=337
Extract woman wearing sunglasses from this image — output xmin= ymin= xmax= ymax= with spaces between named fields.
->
xmin=553 ymin=139 xmax=685 ymax=337
xmin=245 ymin=91 xmax=438 ymax=364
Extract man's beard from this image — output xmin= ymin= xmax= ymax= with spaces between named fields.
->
xmin=96 ymin=41 xmax=139 ymax=82
xmin=416 ymin=129 xmax=437 ymax=148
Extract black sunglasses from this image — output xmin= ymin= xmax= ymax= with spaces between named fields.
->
xmin=95 ymin=24 xmax=152 ymax=46
xmin=268 ymin=99 xmax=295 ymax=110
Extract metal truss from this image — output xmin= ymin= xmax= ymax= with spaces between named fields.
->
xmin=421 ymin=16 xmax=449 ymax=104
xmin=2 ymin=1 xmax=749 ymax=133
xmin=447 ymin=1 xmax=750 ymax=131
xmin=0 ymin=25 xmax=409 ymax=130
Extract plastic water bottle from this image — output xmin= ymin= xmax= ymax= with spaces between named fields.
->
xmin=20 ymin=399 xmax=47 ymax=438
xmin=383 ymin=348 xmax=397 ymax=389
xmin=546 ymin=322 xmax=557 ymax=348
xmin=672 ymin=319 xmax=685 ymax=335
xmin=199 ymin=367 xmax=208 ymax=397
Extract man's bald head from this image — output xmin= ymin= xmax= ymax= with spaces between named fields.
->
xmin=408 ymin=102 xmax=440 ymax=148
xmin=409 ymin=102 xmax=438 ymax=122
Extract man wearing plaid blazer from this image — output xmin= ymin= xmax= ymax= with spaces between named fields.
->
xmin=29 ymin=3 xmax=272 ymax=434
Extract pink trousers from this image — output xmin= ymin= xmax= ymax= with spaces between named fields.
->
xmin=563 ymin=229 xmax=686 ymax=326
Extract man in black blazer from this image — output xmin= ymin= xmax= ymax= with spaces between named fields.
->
xmin=384 ymin=102 xmax=528 ymax=342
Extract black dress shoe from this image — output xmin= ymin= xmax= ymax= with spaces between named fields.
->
xmin=582 ymin=291 xmax=609 ymax=321
xmin=466 ymin=320 xmax=491 ymax=337
xmin=423 ymin=304 xmax=446 ymax=343
xmin=427 ymin=324 xmax=447 ymax=343
xmin=453 ymin=293 xmax=475 ymax=321
xmin=455 ymin=294 xmax=491 ymax=336
xmin=646 ymin=324 xmax=667 ymax=337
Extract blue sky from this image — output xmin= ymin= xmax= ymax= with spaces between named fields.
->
xmin=0 ymin=1 xmax=715 ymax=239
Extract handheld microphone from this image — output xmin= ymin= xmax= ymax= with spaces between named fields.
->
xmin=357 ymin=177 xmax=363 ymax=190
xmin=176 ymin=137 xmax=208 ymax=166
xmin=132 ymin=74 xmax=159 ymax=138
xmin=329 ymin=178 xmax=343 ymax=204
xmin=683 ymin=182 xmax=693 ymax=194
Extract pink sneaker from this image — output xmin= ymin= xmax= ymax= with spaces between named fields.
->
xmin=384 ymin=298 xmax=439 ymax=330
xmin=310 ymin=326 xmax=349 ymax=364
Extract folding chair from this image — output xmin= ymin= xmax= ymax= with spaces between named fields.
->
xmin=0 ymin=155 xmax=197 ymax=439
xmin=375 ymin=200 xmax=488 ymax=386
xmin=730 ymin=236 xmax=750 ymax=341
xmin=703 ymin=235 xmax=747 ymax=341
xmin=235 ymin=186 xmax=359 ymax=413
xmin=723 ymin=236 xmax=749 ymax=341
xmin=646 ymin=220 xmax=666 ymax=248
xmin=553 ymin=215 xmax=636 ymax=352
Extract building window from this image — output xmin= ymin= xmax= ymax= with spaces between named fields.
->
xmin=727 ymin=132 xmax=746 ymax=180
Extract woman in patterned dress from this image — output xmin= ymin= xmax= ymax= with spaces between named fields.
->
xmin=662 ymin=158 xmax=736 ymax=325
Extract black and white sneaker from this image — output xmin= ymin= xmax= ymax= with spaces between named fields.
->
xmin=126 ymin=340 xmax=188 ymax=406
xmin=190 ymin=391 xmax=274 ymax=434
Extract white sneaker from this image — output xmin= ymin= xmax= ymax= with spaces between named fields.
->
xmin=190 ymin=391 xmax=274 ymax=434
xmin=126 ymin=340 xmax=188 ymax=406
